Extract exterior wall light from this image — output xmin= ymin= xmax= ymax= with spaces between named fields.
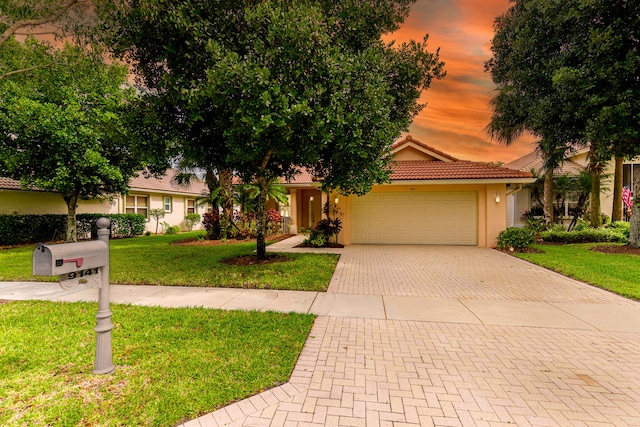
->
xmin=494 ymin=192 xmax=501 ymax=203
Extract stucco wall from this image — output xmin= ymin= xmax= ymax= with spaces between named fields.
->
xmin=0 ymin=190 xmax=118 ymax=215
xmin=0 ymin=189 xmax=203 ymax=233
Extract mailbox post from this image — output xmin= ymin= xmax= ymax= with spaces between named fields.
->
xmin=94 ymin=217 xmax=114 ymax=374
xmin=32 ymin=217 xmax=114 ymax=375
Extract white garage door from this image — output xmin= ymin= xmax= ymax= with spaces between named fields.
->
xmin=350 ymin=191 xmax=478 ymax=245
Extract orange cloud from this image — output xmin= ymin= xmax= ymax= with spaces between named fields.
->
xmin=389 ymin=0 xmax=534 ymax=163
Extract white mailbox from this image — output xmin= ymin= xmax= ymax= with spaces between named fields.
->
xmin=33 ymin=240 xmax=108 ymax=277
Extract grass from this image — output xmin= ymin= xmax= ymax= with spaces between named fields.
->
xmin=516 ymin=243 xmax=640 ymax=300
xmin=0 ymin=300 xmax=315 ymax=427
xmin=0 ymin=231 xmax=338 ymax=291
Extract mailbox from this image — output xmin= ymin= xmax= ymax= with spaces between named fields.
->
xmin=33 ymin=240 xmax=108 ymax=277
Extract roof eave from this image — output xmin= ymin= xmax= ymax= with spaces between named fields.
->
xmin=387 ymin=178 xmax=537 ymax=185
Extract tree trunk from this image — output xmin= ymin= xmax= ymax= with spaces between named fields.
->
xmin=255 ymin=176 xmax=269 ymax=260
xmin=611 ymin=156 xmax=623 ymax=222
xmin=630 ymin=173 xmax=640 ymax=248
xmin=543 ymin=166 xmax=555 ymax=225
xmin=219 ymin=168 xmax=234 ymax=239
xmin=62 ymin=192 xmax=79 ymax=242
xmin=590 ymin=171 xmax=602 ymax=228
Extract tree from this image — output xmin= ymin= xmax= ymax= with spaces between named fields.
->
xmin=150 ymin=208 xmax=165 ymax=235
xmin=485 ymin=0 xmax=585 ymax=226
xmin=95 ymin=0 xmax=445 ymax=258
xmin=549 ymin=0 xmax=640 ymax=238
xmin=0 ymin=0 xmax=93 ymax=78
xmin=0 ymin=40 xmax=161 ymax=241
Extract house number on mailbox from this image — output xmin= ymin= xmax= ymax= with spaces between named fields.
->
xmin=65 ymin=267 xmax=100 ymax=280
xmin=60 ymin=267 xmax=102 ymax=289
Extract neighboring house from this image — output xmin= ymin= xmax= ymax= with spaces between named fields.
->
xmin=505 ymin=149 xmax=640 ymax=227
xmin=278 ymin=136 xmax=534 ymax=247
xmin=0 ymin=171 xmax=207 ymax=233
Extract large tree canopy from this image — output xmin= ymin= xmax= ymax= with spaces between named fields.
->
xmin=486 ymin=0 xmax=639 ymax=230
xmin=485 ymin=0 xmax=586 ymax=225
xmin=0 ymin=39 xmax=163 ymax=241
xmin=95 ymin=0 xmax=445 ymax=257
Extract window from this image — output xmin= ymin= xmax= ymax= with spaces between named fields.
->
xmin=164 ymin=196 xmax=172 ymax=213
xmin=125 ymin=195 xmax=148 ymax=218
xmin=623 ymin=163 xmax=640 ymax=189
xmin=186 ymin=199 xmax=196 ymax=214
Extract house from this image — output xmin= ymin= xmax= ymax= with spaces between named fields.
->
xmin=505 ymin=149 xmax=640 ymax=227
xmin=0 ymin=171 xmax=207 ymax=232
xmin=278 ymin=136 xmax=535 ymax=247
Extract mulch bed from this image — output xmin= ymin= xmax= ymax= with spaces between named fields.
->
xmin=219 ymin=254 xmax=292 ymax=266
xmin=172 ymin=234 xmax=296 ymax=265
xmin=171 ymin=234 xmax=294 ymax=246
xmin=589 ymin=244 xmax=640 ymax=256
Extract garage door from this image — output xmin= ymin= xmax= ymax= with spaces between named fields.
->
xmin=350 ymin=191 xmax=478 ymax=245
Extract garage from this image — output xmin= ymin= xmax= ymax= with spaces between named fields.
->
xmin=350 ymin=191 xmax=478 ymax=245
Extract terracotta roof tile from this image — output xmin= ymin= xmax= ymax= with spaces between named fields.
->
xmin=390 ymin=160 xmax=533 ymax=180
xmin=0 ymin=177 xmax=24 ymax=190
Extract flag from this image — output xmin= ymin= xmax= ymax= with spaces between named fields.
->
xmin=622 ymin=186 xmax=632 ymax=208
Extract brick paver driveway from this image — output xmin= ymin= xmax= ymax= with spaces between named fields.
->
xmin=190 ymin=245 xmax=640 ymax=427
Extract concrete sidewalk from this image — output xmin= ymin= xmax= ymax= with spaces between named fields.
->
xmin=2 ymin=281 xmax=640 ymax=332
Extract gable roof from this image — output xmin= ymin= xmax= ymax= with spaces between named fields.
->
xmin=0 ymin=170 xmax=206 ymax=196
xmin=281 ymin=137 xmax=533 ymax=185
xmin=505 ymin=150 xmax=584 ymax=177
xmin=391 ymin=135 xmax=458 ymax=162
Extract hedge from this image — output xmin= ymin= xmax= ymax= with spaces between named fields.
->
xmin=0 ymin=213 xmax=146 ymax=246
xmin=76 ymin=213 xmax=146 ymax=239
xmin=0 ymin=214 xmax=66 ymax=246
xmin=539 ymin=228 xmax=628 ymax=243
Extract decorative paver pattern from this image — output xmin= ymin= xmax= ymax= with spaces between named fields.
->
xmin=185 ymin=317 xmax=640 ymax=427
xmin=328 ymin=246 xmax=635 ymax=304
xmin=180 ymin=245 xmax=640 ymax=426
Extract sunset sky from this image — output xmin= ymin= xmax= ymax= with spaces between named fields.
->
xmin=391 ymin=0 xmax=536 ymax=163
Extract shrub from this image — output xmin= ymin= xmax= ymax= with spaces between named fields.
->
xmin=520 ymin=209 xmax=546 ymax=233
xmin=540 ymin=228 xmax=627 ymax=243
xmin=202 ymin=212 xmax=221 ymax=240
xmin=183 ymin=213 xmax=201 ymax=231
xmin=265 ymin=209 xmax=283 ymax=235
xmin=302 ymin=229 xmax=327 ymax=247
xmin=608 ymin=221 xmax=630 ymax=237
xmin=165 ymin=225 xmax=180 ymax=235
xmin=0 ymin=214 xmax=66 ymax=245
xmin=496 ymin=227 xmax=535 ymax=252
xmin=0 ymin=213 xmax=146 ymax=245
xmin=315 ymin=217 xmax=342 ymax=242
xmin=77 ymin=214 xmax=146 ymax=239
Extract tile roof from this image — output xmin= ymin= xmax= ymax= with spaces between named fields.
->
xmin=0 ymin=177 xmax=24 ymax=190
xmin=281 ymin=160 xmax=533 ymax=185
xmin=129 ymin=171 xmax=207 ymax=195
xmin=390 ymin=160 xmax=534 ymax=181
xmin=0 ymin=171 xmax=206 ymax=195
xmin=505 ymin=150 xmax=584 ymax=176
xmin=392 ymin=135 xmax=459 ymax=161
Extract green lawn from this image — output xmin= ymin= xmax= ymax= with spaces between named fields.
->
xmin=0 ymin=232 xmax=338 ymax=291
xmin=0 ymin=300 xmax=315 ymax=427
xmin=516 ymin=243 xmax=640 ymax=300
